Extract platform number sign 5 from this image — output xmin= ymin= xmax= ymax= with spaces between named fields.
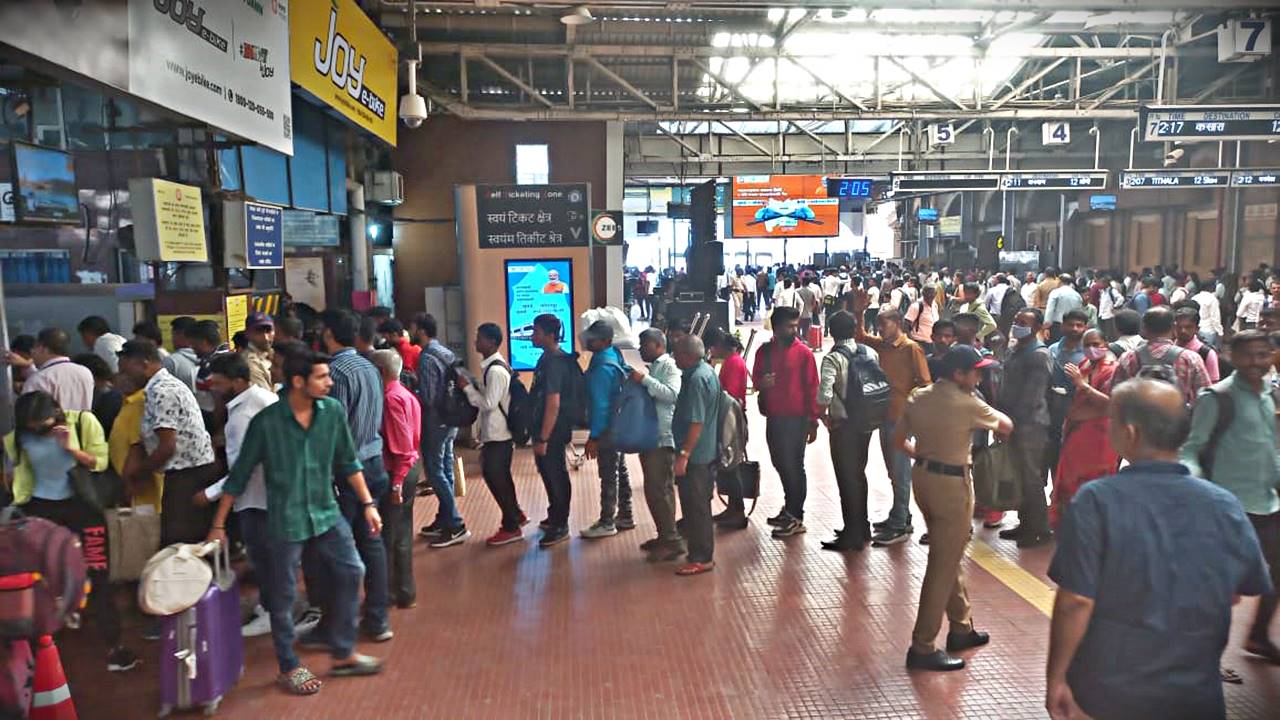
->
xmin=1042 ymin=122 xmax=1071 ymax=146
xmin=929 ymin=123 xmax=955 ymax=147
xmin=1218 ymin=19 xmax=1271 ymax=62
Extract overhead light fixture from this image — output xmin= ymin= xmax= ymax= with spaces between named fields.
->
xmin=560 ymin=6 xmax=595 ymax=26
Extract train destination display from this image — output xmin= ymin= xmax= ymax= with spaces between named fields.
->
xmin=1141 ymin=105 xmax=1280 ymax=142
xmin=890 ymin=172 xmax=1002 ymax=192
xmin=1119 ymin=169 xmax=1232 ymax=189
xmin=1001 ymin=171 xmax=1109 ymax=191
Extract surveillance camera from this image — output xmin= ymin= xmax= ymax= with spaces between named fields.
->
xmin=1163 ymin=147 xmax=1185 ymax=167
xmin=399 ymin=93 xmax=427 ymax=129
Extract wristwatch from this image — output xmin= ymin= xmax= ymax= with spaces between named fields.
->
xmin=362 ymin=500 xmax=375 ymax=509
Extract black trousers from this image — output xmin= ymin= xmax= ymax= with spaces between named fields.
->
xmin=535 ymin=438 xmax=572 ymax=529
xmin=831 ymin=424 xmax=874 ymax=544
xmin=677 ymin=463 xmax=716 ymax=564
xmin=160 ymin=464 xmax=218 ymax=547
xmin=24 ymin=497 xmax=121 ymax=649
xmin=481 ymin=441 xmax=524 ymax=531
xmin=1249 ymin=511 xmax=1280 ymax=643
xmin=766 ymin=416 xmax=810 ymax=520
xmin=380 ymin=462 xmax=419 ymax=607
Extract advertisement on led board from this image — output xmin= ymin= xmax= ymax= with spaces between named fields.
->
xmin=505 ymin=259 xmax=575 ymax=371
xmin=730 ymin=175 xmax=839 ymax=238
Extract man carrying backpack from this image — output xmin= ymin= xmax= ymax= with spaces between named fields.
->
xmin=628 ymin=328 xmax=685 ymax=560
xmin=530 ymin=314 xmax=581 ymax=548
xmin=459 ymin=323 xmax=526 ymax=547
xmin=1109 ymin=307 xmax=1209 ymax=407
xmin=416 ymin=313 xmax=469 ymax=548
xmin=581 ymin=321 xmax=635 ymax=539
xmin=1180 ymin=330 xmax=1280 ymax=664
xmin=817 ymin=311 xmax=888 ymax=552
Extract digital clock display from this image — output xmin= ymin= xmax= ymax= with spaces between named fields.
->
xmin=825 ymin=178 xmax=875 ymax=198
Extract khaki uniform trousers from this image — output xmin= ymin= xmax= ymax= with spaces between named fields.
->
xmin=910 ymin=464 xmax=975 ymax=653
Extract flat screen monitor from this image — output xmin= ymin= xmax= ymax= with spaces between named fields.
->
xmin=1090 ymin=194 xmax=1117 ymax=212
xmin=12 ymin=143 xmax=78 ymax=223
xmin=730 ymin=174 xmax=839 ymax=238
xmin=636 ymin=219 xmax=659 ymax=235
xmin=917 ymin=207 xmax=939 ymax=223
xmin=505 ymin=258 xmax=575 ymax=371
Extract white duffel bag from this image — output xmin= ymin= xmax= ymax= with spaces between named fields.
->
xmin=137 ymin=542 xmax=216 ymax=616
xmin=579 ymin=306 xmax=638 ymax=350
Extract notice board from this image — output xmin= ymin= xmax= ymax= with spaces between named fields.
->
xmin=476 ymin=184 xmax=590 ymax=249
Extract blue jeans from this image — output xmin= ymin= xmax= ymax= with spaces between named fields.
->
xmin=425 ymin=424 xmax=462 ymax=528
xmin=237 ymin=508 xmax=273 ymax=611
xmin=265 ymin=521 xmax=364 ymax=674
xmin=879 ymin=419 xmax=914 ymax=531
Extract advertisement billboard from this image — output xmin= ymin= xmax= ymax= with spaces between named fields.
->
xmin=730 ymin=175 xmax=839 ymax=238
xmin=505 ymin=259 xmax=575 ymax=371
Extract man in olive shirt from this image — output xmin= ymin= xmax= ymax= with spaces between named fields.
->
xmin=207 ymin=349 xmax=383 ymax=695
xmin=672 ymin=335 xmax=721 ymax=577
xmin=896 ymin=346 xmax=1012 ymax=671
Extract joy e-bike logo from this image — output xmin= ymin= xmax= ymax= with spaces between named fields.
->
xmin=152 ymin=0 xmax=229 ymax=54
xmin=313 ymin=8 xmax=387 ymax=119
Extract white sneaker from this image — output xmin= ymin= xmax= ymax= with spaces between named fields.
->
xmin=580 ymin=521 xmax=617 ymax=539
xmin=294 ymin=606 xmax=322 ymax=636
xmin=241 ymin=605 xmax=272 ymax=638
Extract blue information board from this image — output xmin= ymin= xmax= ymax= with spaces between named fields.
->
xmin=505 ymin=259 xmax=575 ymax=371
xmin=245 ymin=202 xmax=283 ymax=269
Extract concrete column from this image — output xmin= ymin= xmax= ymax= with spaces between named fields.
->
xmin=605 ymin=121 xmax=625 ymax=308
xmin=349 ymin=182 xmax=369 ymax=292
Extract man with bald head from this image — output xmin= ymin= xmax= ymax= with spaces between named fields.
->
xmin=670 ymin=334 xmax=721 ymax=577
xmin=1045 ymin=378 xmax=1271 ymax=720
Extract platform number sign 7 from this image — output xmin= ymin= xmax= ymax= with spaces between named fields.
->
xmin=1241 ymin=20 xmax=1267 ymax=52
xmin=1042 ymin=121 xmax=1071 ymax=146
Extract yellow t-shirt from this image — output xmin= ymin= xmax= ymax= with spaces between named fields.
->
xmin=109 ymin=390 xmax=164 ymax=509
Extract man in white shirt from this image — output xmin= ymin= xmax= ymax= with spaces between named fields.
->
xmin=458 ymin=323 xmax=524 ymax=546
xmin=1192 ymin=285 xmax=1225 ymax=347
xmin=199 ymin=352 xmax=278 ymax=637
xmin=77 ymin=316 xmax=127 ymax=374
xmin=1020 ymin=272 xmax=1038 ymax=307
xmin=777 ymin=278 xmax=803 ymax=314
xmin=983 ymin=275 xmax=1011 ymax=316
xmin=628 ymin=328 xmax=685 ymax=559
xmin=22 ymin=327 xmax=94 ymax=411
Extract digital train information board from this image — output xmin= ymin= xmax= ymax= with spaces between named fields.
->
xmin=1001 ymin=171 xmax=1109 ymax=191
xmin=1141 ymin=105 xmax=1280 ymax=142
xmin=1119 ymin=169 xmax=1232 ymax=189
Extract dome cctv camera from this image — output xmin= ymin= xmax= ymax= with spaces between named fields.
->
xmin=400 ymin=93 xmax=427 ymax=129
xmin=1163 ymin=147 xmax=1184 ymax=167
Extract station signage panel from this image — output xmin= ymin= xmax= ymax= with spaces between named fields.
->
xmin=1120 ymin=170 xmax=1232 ymax=189
xmin=1002 ymin=171 xmax=1109 ymax=191
xmin=476 ymin=184 xmax=590 ymax=249
xmin=1231 ymin=170 xmax=1280 ymax=188
xmin=825 ymin=178 xmax=877 ymax=198
xmin=890 ymin=172 xmax=1002 ymax=192
xmin=1141 ymin=105 xmax=1280 ymax=142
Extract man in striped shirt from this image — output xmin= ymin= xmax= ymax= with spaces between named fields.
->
xmin=316 ymin=310 xmax=393 ymax=643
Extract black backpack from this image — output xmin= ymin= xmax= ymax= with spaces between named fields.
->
xmin=485 ymin=360 xmax=534 ymax=445
xmin=999 ymin=286 xmax=1026 ymax=325
xmin=1195 ymin=387 xmax=1235 ymax=479
xmin=424 ymin=346 xmax=479 ymax=428
xmin=833 ymin=344 xmax=891 ymax=434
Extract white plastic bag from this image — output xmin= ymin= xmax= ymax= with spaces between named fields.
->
xmin=579 ymin=306 xmax=638 ymax=350
xmin=137 ymin=542 xmax=216 ymax=616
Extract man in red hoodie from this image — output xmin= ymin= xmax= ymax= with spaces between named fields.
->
xmin=752 ymin=305 xmax=820 ymax=539
xmin=379 ymin=319 xmax=421 ymax=374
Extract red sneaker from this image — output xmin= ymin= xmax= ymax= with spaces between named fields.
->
xmin=517 ymin=512 xmax=529 ymax=527
xmin=486 ymin=528 xmax=524 ymax=547
xmin=981 ymin=510 xmax=1005 ymax=529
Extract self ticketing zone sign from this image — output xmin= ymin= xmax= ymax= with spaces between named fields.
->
xmin=291 ymin=0 xmax=398 ymax=146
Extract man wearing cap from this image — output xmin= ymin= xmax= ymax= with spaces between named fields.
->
xmin=243 ymin=312 xmax=276 ymax=391
xmin=895 ymin=345 xmax=1013 ymax=672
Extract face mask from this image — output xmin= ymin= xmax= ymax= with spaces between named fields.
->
xmin=1084 ymin=346 xmax=1108 ymax=362
xmin=1010 ymin=325 xmax=1034 ymax=340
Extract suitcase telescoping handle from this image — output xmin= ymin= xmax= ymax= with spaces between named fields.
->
xmin=193 ymin=539 xmax=233 ymax=587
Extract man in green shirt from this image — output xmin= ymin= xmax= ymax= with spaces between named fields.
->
xmin=207 ymin=348 xmax=383 ymax=695
xmin=1180 ymin=330 xmax=1280 ymax=663
xmin=672 ymin=335 xmax=721 ymax=577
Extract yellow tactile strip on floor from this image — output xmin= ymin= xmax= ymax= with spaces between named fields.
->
xmin=966 ymin=540 xmax=1055 ymax=617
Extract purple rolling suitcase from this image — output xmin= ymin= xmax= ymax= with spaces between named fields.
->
xmin=158 ymin=542 xmax=243 ymax=717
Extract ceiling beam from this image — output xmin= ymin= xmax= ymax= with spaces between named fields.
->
xmin=411 ymin=105 xmax=1140 ymax=121
xmin=989 ymin=57 xmax=1070 ymax=109
xmin=689 ymin=58 xmax=766 ymax=111
xmin=789 ymin=121 xmax=843 ymax=156
xmin=717 ymin=121 xmax=773 ymax=157
xmin=1086 ymin=59 xmax=1159 ymax=110
xmin=886 ymin=57 xmax=968 ymax=110
xmin=784 ymin=56 xmax=871 ymax=111
xmin=580 ymin=56 xmax=661 ymax=110
xmin=396 ymin=1 xmax=1280 ymax=13
xmin=653 ymin=125 xmax=703 ymax=157
xmin=471 ymin=54 xmax=556 ymax=107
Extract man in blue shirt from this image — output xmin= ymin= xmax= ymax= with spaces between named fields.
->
xmin=414 ymin=313 xmax=469 ymax=547
xmin=1046 ymin=309 xmax=1088 ymax=489
xmin=1046 ymin=378 xmax=1271 ymax=720
xmin=581 ymin=321 xmax=634 ymax=539
xmin=672 ymin=335 xmax=721 ymax=577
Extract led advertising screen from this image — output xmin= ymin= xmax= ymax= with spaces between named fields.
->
xmin=12 ymin=143 xmax=78 ymax=223
xmin=917 ymin=207 xmax=940 ymax=223
xmin=1089 ymin=194 xmax=1117 ymax=212
xmin=730 ymin=175 xmax=839 ymax=238
xmin=505 ymin=258 xmax=575 ymax=371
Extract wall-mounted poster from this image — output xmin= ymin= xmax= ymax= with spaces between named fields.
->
xmin=505 ymin=259 xmax=574 ymax=371
xmin=285 ymin=256 xmax=327 ymax=310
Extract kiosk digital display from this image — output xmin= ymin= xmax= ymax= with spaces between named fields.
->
xmin=729 ymin=175 xmax=839 ymax=238
xmin=505 ymin=258 xmax=575 ymax=371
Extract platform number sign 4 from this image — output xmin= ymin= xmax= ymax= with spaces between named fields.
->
xmin=1218 ymin=19 xmax=1272 ymax=62
xmin=1041 ymin=122 xmax=1070 ymax=146
xmin=929 ymin=123 xmax=955 ymax=147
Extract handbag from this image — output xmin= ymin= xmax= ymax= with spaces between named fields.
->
xmin=138 ymin=542 xmax=216 ymax=616
xmin=715 ymin=458 xmax=761 ymax=516
xmin=67 ymin=413 xmax=125 ymax=513
xmin=104 ymin=507 xmax=161 ymax=583
xmin=972 ymin=441 xmax=1022 ymax=510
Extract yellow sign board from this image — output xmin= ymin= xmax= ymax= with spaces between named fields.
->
xmin=224 ymin=295 xmax=250 ymax=339
xmin=291 ymin=0 xmax=398 ymax=146
xmin=152 ymin=179 xmax=207 ymax=262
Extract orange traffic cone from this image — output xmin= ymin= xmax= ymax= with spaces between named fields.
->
xmin=29 ymin=635 xmax=77 ymax=720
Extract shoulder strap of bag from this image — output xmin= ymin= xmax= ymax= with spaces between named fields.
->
xmin=1200 ymin=388 xmax=1235 ymax=475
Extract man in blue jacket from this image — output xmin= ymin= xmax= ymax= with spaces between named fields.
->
xmin=581 ymin=320 xmax=634 ymax=538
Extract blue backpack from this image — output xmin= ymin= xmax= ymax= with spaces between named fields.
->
xmin=611 ymin=380 xmax=659 ymax=453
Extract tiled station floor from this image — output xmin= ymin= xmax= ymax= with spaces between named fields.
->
xmin=59 ymin=335 xmax=1280 ymax=719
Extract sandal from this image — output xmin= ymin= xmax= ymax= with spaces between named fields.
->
xmin=331 ymin=654 xmax=383 ymax=677
xmin=1244 ymin=639 xmax=1280 ymax=664
xmin=675 ymin=561 xmax=715 ymax=576
xmin=1220 ymin=666 xmax=1243 ymax=685
xmin=278 ymin=667 xmax=322 ymax=695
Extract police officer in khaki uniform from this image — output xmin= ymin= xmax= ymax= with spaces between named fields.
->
xmin=895 ymin=346 xmax=1013 ymax=671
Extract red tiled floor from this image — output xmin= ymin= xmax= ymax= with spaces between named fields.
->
xmin=55 ymin=331 xmax=1280 ymax=719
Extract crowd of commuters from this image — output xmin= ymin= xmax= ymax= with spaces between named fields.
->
xmin=3 ymin=258 xmax=1278 ymax=717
